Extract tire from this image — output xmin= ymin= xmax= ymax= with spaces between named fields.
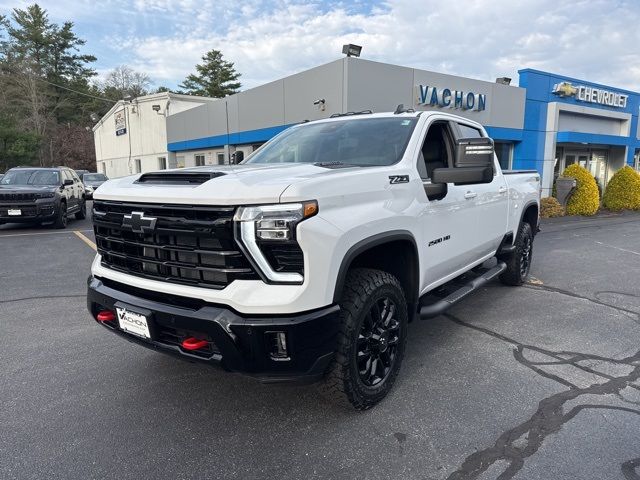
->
xmin=499 ymin=221 xmax=533 ymax=286
xmin=75 ymin=199 xmax=87 ymax=220
xmin=318 ymin=268 xmax=408 ymax=410
xmin=53 ymin=201 xmax=68 ymax=229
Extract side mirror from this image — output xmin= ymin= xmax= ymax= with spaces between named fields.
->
xmin=432 ymin=166 xmax=493 ymax=185
xmin=63 ymin=179 xmax=74 ymax=186
xmin=455 ymin=137 xmax=494 ymax=168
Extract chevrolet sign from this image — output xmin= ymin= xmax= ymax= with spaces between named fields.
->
xmin=552 ymin=81 xmax=628 ymax=108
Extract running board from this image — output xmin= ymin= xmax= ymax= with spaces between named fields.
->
xmin=419 ymin=262 xmax=507 ymax=319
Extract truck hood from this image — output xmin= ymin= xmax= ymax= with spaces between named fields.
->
xmin=93 ymin=163 xmax=360 ymax=205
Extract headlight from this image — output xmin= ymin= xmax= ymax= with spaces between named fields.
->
xmin=36 ymin=192 xmax=55 ymax=199
xmin=234 ymin=201 xmax=318 ymax=283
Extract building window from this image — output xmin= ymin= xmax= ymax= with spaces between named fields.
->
xmin=158 ymin=157 xmax=167 ymax=170
xmin=134 ymin=159 xmax=141 ymax=173
xmin=176 ymin=156 xmax=185 ymax=168
xmin=217 ymin=153 xmax=225 ymax=164
xmin=494 ymin=142 xmax=512 ymax=170
xmin=195 ymin=154 xmax=205 ymax=166
xmin=635 ymin=149 xmax=640 ymax=172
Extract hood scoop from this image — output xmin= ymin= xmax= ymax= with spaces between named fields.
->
xmin=135 ymin=171 xmax=226 ymax=185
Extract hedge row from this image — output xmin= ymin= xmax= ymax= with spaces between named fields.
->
xmin=553 ymin=164 xmax=640 ymax=216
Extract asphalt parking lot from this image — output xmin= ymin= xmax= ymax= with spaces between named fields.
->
xmin=1 ymin=206 xmax=639 ymax=480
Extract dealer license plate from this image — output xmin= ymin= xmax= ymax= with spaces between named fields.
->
xmin=116 ymin=307 xmax=151 ymax=339
xmin=8 ymin=209 xmax=21 ymax=216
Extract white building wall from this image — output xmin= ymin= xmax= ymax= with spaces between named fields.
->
xmin=93 ymin=93 xmax=216 ymax=178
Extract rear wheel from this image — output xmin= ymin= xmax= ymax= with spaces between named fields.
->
xmin=318 ymin=268 xmax=408 ymax=410
xmin=499 ymin=221 xmax=533 ymax=286
xmin=53 ymin=201 xmax=67 ymax=229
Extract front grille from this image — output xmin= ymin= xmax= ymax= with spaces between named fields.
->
xmin=93 ymin=200 xmax=259 ymax=289
xmin=0 ymin=192 xmax=38 ymax=202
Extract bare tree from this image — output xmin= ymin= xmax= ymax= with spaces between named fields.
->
xmin=102 ymin=65 xmax=152 ymax=99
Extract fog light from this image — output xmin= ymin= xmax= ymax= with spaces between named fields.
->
xmin=267 ymin=331 xmax=290 ymax=361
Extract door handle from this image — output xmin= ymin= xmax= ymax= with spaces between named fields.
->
xmin=464 ymin=191 xmax=477 ymax=200
xmin=498 ymin=186 xmax=508 ymax=194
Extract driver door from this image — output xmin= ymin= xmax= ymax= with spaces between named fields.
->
xmin=416 ymin=119 xmax=480 ymax=290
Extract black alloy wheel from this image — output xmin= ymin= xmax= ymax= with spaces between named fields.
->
xmin=519 ymin=234 xmax=532 ymax=278
xmin=357 ymin=297 xmax=400 ymax=387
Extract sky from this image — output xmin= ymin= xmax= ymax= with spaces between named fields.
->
xmin=2 ymin=0 xmax=640 ymax=92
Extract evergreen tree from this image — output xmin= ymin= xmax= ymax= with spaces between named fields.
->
xmin=179 ymin=49 xmax=241 ymax=98
xmin=0 ymin=4 xmax=98 ymax=166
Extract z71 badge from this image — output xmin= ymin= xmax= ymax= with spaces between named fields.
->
xmin=389 ymin=175 xmax=409 ymax=184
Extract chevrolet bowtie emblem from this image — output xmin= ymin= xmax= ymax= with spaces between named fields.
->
xmin=552 ymin=81 xmax=578 ymax=98
xmin=122 ymin=211 xmax=157 ymax=233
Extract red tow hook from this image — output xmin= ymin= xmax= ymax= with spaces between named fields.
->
xmin=96 ymin=310 xmax=115 ymax=322
xmin=182 ymin=337 xmax=208 ymax=351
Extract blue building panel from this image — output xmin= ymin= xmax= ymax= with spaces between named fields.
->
xmin=168 ymin=124 xmax=294 ymax=152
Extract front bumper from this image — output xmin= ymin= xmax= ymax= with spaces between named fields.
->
xmin=87 ymin=276 xmax=340 ymax=383
xmin=0 ymin=201 xmax=57 ymax=222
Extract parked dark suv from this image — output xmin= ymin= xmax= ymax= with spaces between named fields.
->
xmin=0 ymin=166 xmax=87 ymax=228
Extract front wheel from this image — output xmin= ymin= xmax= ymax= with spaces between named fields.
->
xmin=75 ymin=199 xmax=87 ymax=220
xmin=318 ymin=268 xmax=408 ymax=410
xmin=53 ymin=202 xmax=68 ymax=229
xmin=499 ymin=221 xmax=533 ymax=286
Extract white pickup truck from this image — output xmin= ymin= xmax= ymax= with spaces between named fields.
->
xmin=87 ymin=109 xmax=540 ymax=409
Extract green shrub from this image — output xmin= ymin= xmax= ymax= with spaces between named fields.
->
xmin=540 ymin=197 xmax=564 ymax=218
xmin=602 ymin=165 xmax=640 ymax=211
xmin=561 ymin=163 xmax=600 ymax=216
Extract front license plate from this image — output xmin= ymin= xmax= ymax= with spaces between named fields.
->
xmin=116 ymin=307 xmax=151 ymax=339
xmin=7 ymin=209 xmax=21 ymax=216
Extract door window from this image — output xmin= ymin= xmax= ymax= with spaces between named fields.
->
xmin=457 ymin=124 xmax=482 ymax=139
xmin=418 ymin=121 xmax=454 ymax=201
xmin=195 ymin=154 xmax=205 ymax=166
xmin=217 ymin=153 xmax=225 ymax=164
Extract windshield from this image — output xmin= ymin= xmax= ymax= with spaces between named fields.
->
xmin=83 ymin=174 xmax=107 ymax=182
xmin=0 ymin=170 xmax=60 ymax=186
xmin=244 ymin=117 xmax=418 ymax=167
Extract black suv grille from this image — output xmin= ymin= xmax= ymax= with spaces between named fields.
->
xmin=93 ymin=200 xmax=259 ymax=289
xmin=0 ymin=192 xmax=38 ymax=202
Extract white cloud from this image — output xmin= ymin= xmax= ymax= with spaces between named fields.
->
xmin=12 ymin=0 xmax=640 ymax=91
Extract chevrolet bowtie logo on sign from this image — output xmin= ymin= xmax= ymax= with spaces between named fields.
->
xmin=552 ymin=82 xmax=578 ymax=98
xmin=552 ymin=81 xmax=628 ymax=108
xmin=122 ymin=211 xmax=157 ymax=234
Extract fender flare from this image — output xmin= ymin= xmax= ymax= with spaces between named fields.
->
xmin=332 ymin=230 xmax=419 ymax=304
xmin=520 ymin=200 xmax=540 ymax=235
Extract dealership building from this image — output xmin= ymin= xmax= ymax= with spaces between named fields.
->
xmin=94 ymin=57 xmax=640 ymax=196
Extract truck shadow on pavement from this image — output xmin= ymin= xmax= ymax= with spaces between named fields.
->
xmin=443 ymin=311 xmax=640 ymax=480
